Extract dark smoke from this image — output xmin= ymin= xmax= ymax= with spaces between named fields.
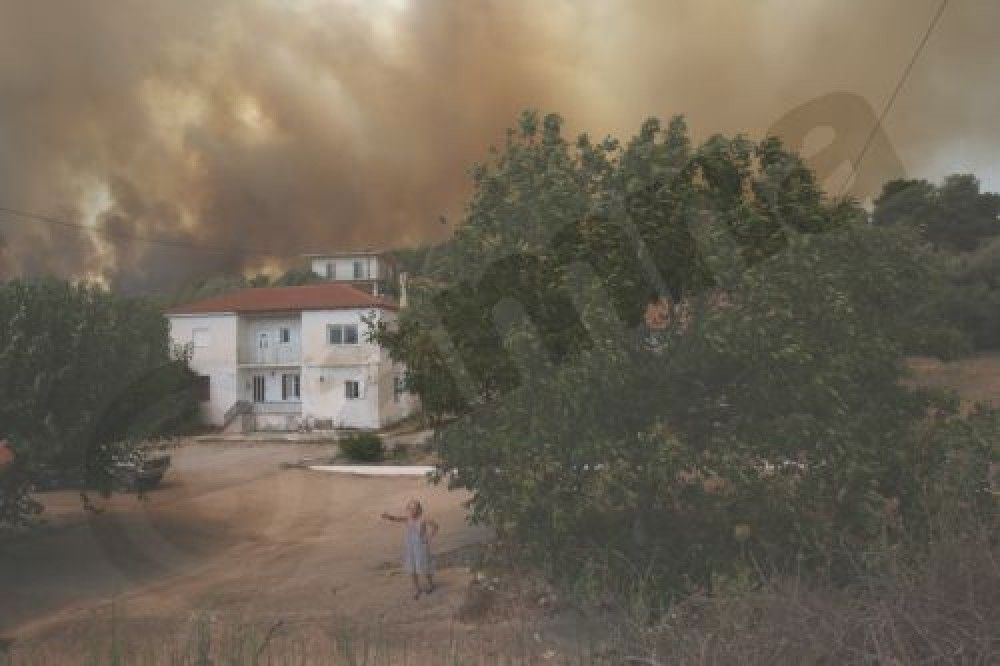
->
xmin=0 ymin=0 xmax=996 ymax=291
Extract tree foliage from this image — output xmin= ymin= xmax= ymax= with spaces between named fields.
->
xmin=873 ymin=174 xmax=1000 ymax=252
xmin=873 ymin=175 xmax=1000 ymax=351
xmin=161 ymin=266 xmax=325 ymax=308
xmin=0 ymin=278 xmax=200 ymax=532
xmin=373 ymin=111 xmax=993 ymax=596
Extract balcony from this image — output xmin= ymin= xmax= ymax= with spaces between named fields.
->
xmin=238 ymin=343 xmax=301 ymax=366
xmin=252 ymin=401 xmax=302 ymax=414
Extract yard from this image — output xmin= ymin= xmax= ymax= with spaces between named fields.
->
xmin=0 ymin=440 xmax=508 ymax=662
xmin=2 ymin=354 xmax=997 ymax=663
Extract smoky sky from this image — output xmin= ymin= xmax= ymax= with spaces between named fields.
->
xmin=0 ymin=0 xmax=997 ymax=292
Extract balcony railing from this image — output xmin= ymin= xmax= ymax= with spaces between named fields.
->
xmin=239 ymin=344 xmax=301 ymax=365
xmin=252 ymin=401 xmax=302 ymax=414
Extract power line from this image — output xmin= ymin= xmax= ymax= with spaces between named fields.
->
xmin=0 ymin=204 xmax=304 ymax=257
xmin=838 ymin=0 xmax=950 ymax=198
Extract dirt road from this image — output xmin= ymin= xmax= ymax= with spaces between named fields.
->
xmin=1 ymin=440 xmax=495 ymax=661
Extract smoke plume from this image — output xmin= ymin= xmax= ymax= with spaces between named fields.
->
xmin=0 ymin=0 xmax=996 ymax=291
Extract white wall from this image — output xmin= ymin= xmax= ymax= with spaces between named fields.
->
xmin=309 ymin=256 xmax=385 ymax=281
xmin=301 ymin=364 xmax=380 ymax=429
xmin=300 ymin=308 xmax=384 ymax=428
xmin=301 ymin=308 xmax=384 ymax=366
xmin=168 ymin=314 xmax=239 ymax=426
xmin=374 ymin=360 xmax=418 ymax=428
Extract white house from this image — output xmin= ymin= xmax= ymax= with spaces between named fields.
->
xmin=303 ymin=250 xmax=400 ymax=299
xmin=166 ymin=282 xmax=417 ymax=432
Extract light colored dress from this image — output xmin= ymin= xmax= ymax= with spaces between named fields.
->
xmin=403 ymin=519 xmax=433 ymax=575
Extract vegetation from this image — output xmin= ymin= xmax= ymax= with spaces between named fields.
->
xmin=161 ymin=265 xmax=326 ymax=308
xmin=373 ymin=111 xmax=996 ymax=599
xmin=873 ymin=174 xmax=1000 ymax=351
xmin=391 ymin=242 xmax=448 ymax=279
xmin=6 ymin=530 xmax=995 ymax=664
xmin=338 ymin=432 xmax=385 ymax=462
xmin=933 ymin=237 xmax=1000 ymax=351
xmin=873 ymin=174 xmax=1000 ymax=252
xmin=0 ymin=278 xmax=200 ymax=533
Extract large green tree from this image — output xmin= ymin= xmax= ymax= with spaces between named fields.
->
xmin=375 ymin=112 xmax=991 ymax=595
xmin=0 ymin=279 xmax=200 ymax=532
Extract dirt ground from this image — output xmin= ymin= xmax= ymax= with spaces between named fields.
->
xmin=0 ymin=440 xmax=540 ymax=662
xmin=906 ymin=352 xmax=1000 ymax=412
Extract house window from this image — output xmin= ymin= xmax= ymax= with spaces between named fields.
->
xmin=281 ymin=373 xmax=300 ymax=400
xmin=393 ymin=375 xmax=404 ymax=403
xmin=353 ymin=260 xmax=364 ymax=279
xmin=252 ymin=375 xmax=266 ymax=402
xmin=192 ymin=328 xmax=210 ymax=348
xmin=279 ymin=327 xmax=291 ymax=344
xmin=345 ymin=380 xmax=361 ymax=400
xmin=325 ymin=262 xmax=334 ymax=279
xmin=327 ymin=323 xmax=359 ymax=345
xmin=196 ymin=375 xmax=211 ymax=402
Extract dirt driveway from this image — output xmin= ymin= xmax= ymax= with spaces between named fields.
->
xmin=0 ymin=440 xmax=495 ymax=660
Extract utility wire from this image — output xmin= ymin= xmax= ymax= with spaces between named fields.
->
xmin=838 ymin=0 xmax=950 ymax=198
xmin=0 ymin=204 xmax=305 ymax=257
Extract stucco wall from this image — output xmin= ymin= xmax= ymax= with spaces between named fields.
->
xmin=301 ymin=309 xmax=384 ymax=365
xmin=299 ymin=309 xmax=379 ymax=428
xmin=301 ymin=364 xmax=379 ymax=429
xmin=375 ymin=361 xmax=417 ymax=427
xmin=168 ymin=314 xmax=240 ymax=426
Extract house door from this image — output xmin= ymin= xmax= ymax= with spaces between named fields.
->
xmin=252 ymin=374 xmax=266 ymax=402
xmin=256 ymin=331 xmax=270 ymax=363
xmin=281 ymin=373 xmax=300 ymax=401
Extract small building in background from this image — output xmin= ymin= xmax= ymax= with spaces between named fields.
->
xmin=304 ymin=251 xmax=400 ymax=299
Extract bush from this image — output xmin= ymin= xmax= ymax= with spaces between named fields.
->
xmin=339 ymin=432 xmax=385 ymax=462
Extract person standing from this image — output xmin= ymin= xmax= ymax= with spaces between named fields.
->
xmin=381 ymin=499 xmax=439 ymax=599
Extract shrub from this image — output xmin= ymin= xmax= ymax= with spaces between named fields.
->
xmin=390 ymin=441 xmax=410 ymax=461
xmin=339 ymin=432 xmax=385 ymax=462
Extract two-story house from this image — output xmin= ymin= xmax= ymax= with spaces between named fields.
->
xmin=166 ymin=282 xmax=416 ymax=432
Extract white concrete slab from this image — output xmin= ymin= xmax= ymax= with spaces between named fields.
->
xmin=308 ymin=465 xmax=434 ymax=476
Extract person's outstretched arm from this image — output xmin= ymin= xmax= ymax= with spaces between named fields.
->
xmin=381 ymin=512 xmax=405 ymax=522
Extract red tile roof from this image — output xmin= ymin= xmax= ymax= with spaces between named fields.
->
xmin=166 ymin=283 xmax=398 ymax=315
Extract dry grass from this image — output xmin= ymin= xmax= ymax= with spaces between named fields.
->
xmin=7 ymin=533 xmax=994 ymax=665
xmin=615 ymin=534 xmax=999 ymax=665
xmin=906 ymin=353 xmax=1000 ymax=413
